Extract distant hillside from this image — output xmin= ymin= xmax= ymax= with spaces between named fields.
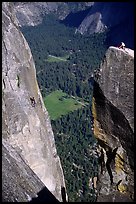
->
xmin=77 ymin=2 xmax=134 ymax=49
xmin=14 ymin=2 xmax=134 ymax=49
xmin=13 ymin=2 xmax=91 ymax=26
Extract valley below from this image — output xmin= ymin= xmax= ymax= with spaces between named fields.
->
xmin=20 ymin=13 xmax=107 ymax=202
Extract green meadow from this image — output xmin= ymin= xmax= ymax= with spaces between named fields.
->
xmin=45 ymin=54 xmax=69 ymax=62
xmin=44 ymin=90 xmax=86 ymax=120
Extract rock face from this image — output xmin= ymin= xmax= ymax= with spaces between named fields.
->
xmin=96 ymin=47 xmax=134 ymax=132
xmin=2 ymin=2 xmax=66 ymax=202
xmin=92 ymin=47 xmax=134 ymax=202
xmin=13 ymin=2 xmax=134 ymax=49
xmin=77 ymin=2 xmax=134 ymax=49
xmin=13 ymin=2 xmax=91 ymax=27
xmin=2 ymin=140 xmax=59 ymax=202
xmin=13 ymin=2 xmax=59 ymax=26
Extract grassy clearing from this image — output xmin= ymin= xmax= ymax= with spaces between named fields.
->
xmin=45 ymin=54 xmax=69 ymax=62
xmin=44 ymin=90 xmax=86 ymax=120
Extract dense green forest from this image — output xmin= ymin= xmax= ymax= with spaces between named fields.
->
xmin=21 ymin=13 xmax=107 ymax=202
xmin=21 ymin=14 xmax=107 ymax=100
xmin=52 ymin=107 xmax=98 ymax=202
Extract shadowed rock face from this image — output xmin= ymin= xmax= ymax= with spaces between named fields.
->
xmin=92 ymin=47 xmax=134 ymax=202
xmin=96 ymin=46 xmax=134 ymax=137
xmin=2 ymin=140 xmax=59 ymax=202
xmin=77 ymin=2 xmax=134 ymax=49
xmin=2 ymin=2 xmax=66 ymax=202
xmin=2 ymin=141 xmax=44 ymax=202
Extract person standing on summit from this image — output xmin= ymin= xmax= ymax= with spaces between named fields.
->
xmin=118 ymin=42 xmax=125 ymax=50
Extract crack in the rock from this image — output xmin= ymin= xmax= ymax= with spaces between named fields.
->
xmin=3 ymin=79 xmax=6 ymax=89
xmin=3 ymin=31 xmax=15 ymax=91
xmin=2 ymin=39 xmax=10 ymax=76
xmin=99 ymin=148 xmax=105 ymax=174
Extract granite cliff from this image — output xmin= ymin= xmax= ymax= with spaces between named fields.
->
xmin=13 ymin=2 xmax=60 ymax=26
xmin=92 ymin=47 xmax=134 ymax=202
xmin=2 ymin=2 xmax=66 ymax=202
xmin=13 ymin=2 xmax=91 ymax=27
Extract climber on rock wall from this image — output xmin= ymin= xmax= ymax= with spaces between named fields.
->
xmin=30 ymin=97 xmax=36 ymax=107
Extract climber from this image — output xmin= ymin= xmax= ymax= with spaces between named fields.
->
xmin=118 ymin=42 xmax=125 ymax=50
xmin=30 ymin=96 xmax=36 ymax=107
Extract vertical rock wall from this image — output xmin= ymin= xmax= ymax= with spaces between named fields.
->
xmin=92 ymin=47 xmax=134 ymax=202
xmin=2 ymin=2 xmax=66 ymax=202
